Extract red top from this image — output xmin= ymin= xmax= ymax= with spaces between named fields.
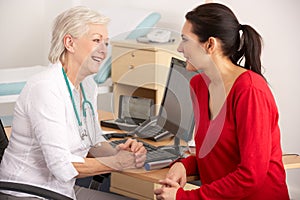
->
xmin=177 ymin=71 xmax=289 ymax=199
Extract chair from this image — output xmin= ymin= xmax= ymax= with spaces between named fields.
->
xmin=0 ymin=119 xmax=72 ymax=200
xmin=0 ymin=119 xmax=8 ymax=163
xmin=0 ymin=181 xmax=72 ymax=200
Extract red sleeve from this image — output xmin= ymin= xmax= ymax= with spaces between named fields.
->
xmin=177 ymin=85 xmax=277 ymax=199
xmin=180 ymin=155 xmax=198 ymax=176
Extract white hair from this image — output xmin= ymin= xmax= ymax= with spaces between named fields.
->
xmin=48 ymin=6 xmax=110 ymax=64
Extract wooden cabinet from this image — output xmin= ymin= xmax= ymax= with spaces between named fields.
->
xmin=110 ymin=170 xmax=199 ymax=200
xmin=111 ymin=40 xmax=183 ymax=116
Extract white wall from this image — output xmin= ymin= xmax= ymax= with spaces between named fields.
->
xmin=0 ymin=0 xmax=299 ymax=198
xmin=0 ymin=0 xmax=78 ymax=68
xmin=0 ymin=0 xmax=46 ymax=68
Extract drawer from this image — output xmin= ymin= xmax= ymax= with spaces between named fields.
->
xmin=110 ymin=172 xmax=156 ymax=199
xmin=111 ymin=47 xmax=157 ymax=88
xmin=110 ymin=171 xmax=199 ymax=200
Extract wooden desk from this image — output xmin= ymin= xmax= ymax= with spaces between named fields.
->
xmin=110 ymin=169 xmax=199 ymax=200
xmin=97 ymin=110 xmax=199 ymax=199
xmin=4 ymin=127 xmax=11 ymax=139
xmin=98 ymin=110 xmax=300 ymax=199
xmin=282 ymin=154 xmax=300 ymax=169
xmin=4 ymin=111 xmax=300 ymax=199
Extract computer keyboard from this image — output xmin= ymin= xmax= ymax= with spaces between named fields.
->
xmin=110 ymin=139 xmax=179 ymax=163
xmin=100 ymin=119 xmax=138 ymax=131
xmin=130 ymin=124 xmax=173 ymax=141
xmin=139 ymin=125 xmax=163 ymax=137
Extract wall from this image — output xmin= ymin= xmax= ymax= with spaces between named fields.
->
xmin=0 ymin=0 xmax=46 ymax=68
xmin=0 ymin=0 xmax=78 ymax=68
xmin=0 ymin=0 xmax=299 ymax=198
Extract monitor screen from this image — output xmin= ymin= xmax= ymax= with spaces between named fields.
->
xmin=158 ymin=57 xmax=197 ymax=142
xmin=119 ymin=95 xmax=154 ymax=122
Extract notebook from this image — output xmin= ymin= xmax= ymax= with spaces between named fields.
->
xmin=100 ymin=95 xmax=154 ymax=131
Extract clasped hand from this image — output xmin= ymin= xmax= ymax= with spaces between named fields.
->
xmin=154 ymin=162 xmax=187 ymax=200
xmin=96 ymin=138 xmax=146 ymax=170
xmin=115 ymin=138 xmax=147 ymax=169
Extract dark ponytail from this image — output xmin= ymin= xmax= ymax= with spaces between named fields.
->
xmin=232 ymin=25 xmax=264 ymax=77
xmin=186 ymin=3 xmax=265 ymax=79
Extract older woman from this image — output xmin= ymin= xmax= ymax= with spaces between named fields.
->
xmin=0 ymin=6 xmax=145 ymax=200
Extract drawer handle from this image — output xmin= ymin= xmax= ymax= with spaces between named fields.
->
xmin=128 ymin=65 xmax=134 ymax=69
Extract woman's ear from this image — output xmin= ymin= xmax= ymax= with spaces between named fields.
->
xmin=206 ymin=37 xmax=217 ymax=54
xmin=63 ymin=34 xmax=75 ymax=53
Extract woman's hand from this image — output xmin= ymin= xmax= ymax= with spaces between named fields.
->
xmin=117 ymin=138 xmax=147 ymax=168
xmin=154 ymin=162 xmax=186 ymax=199
xmin=165 ymin=162 xmax=187 ymax=187
xmin=154 ymin=178 xmax=180 ymax=200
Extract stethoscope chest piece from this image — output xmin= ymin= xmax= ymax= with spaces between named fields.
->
xmin=78 ymin=126 xmax=88 ymax=140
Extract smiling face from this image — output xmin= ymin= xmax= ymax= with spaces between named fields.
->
xmin=73 ymin=23 xmax=109 ymax=74
xmin=177 ymin=20 xmax=211 ymax=72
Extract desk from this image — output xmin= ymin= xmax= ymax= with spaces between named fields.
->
xmin=4 ymin=127 xmax=11 ymax=139
xmin=4 ymin=111 xmax=300 ymax=200
xmin=282 ymin=154 xmax=300 ymax=169
xmin=97 ymin=110 xmax=199 ymax=199
xmin=110 ymin=169 xmax=199 ymax=200
xmin=98 ymin=110 xmax=300 ymax=199
xmin=3 ymin=111 xmax=197 ymax=200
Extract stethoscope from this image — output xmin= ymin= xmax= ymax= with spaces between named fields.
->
xmin=62 ymin=67 xmax=96 ymax=147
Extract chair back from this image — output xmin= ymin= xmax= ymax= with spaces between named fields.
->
xmin=0 ymin=119 xmax=8 ymax=163
xmin=0 ymin=119 xmax=72 ymax=200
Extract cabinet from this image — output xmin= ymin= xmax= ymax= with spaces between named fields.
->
xmin=111 ymin=40 xmax=183 ymax=116
xmin=110 ymin=170 xmax=199 ymax=200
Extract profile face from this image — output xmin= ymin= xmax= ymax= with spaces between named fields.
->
xmin=74 ymin=24 xmax=109 ymax=74
xmin=177 ymin=20 xmax=210 ymax=72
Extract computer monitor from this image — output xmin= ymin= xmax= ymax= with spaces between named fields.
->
xmin=157 ymin=57 xmax=197 ymax=145
xmin=119 ymin=95 xmax=154 ymax=124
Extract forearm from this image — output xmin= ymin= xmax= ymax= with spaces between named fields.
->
xmin=72 ymin=157 xmax=116 ymax=178
xmin=74 ymin=138 xmax=147 ymax=178
xmin=180 ymin=155 xmax=199 ymax=176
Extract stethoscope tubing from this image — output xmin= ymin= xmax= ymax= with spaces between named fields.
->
xmin=62 ymin=67 xmax=96 ymax=146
